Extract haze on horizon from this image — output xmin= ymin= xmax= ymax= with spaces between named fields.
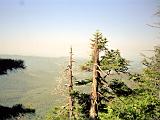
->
xmin=0 ymin=0 xmax=159 ymax=59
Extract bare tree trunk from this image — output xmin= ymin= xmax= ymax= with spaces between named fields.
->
xmin=89 ymin=39 xmax=99 ymax=120
xmin=68 ymin=47 xmax=74 ymax=120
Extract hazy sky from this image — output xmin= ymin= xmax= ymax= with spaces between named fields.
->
xmin=0 ymin=0 xmax=159 ymax=59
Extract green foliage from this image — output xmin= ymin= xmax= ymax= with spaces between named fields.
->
xmin=142 ymin=46 xmax=160 ymax=81
xmin=0 ymin=104 xmax=35 ymax=120
xmin=81 ymin=32 xmax=129 ymax=74
xmin=91 ymin=30 xmax=108 ymax=51
xmin=45 ymin=92 xmax=90 ymax=120
xmin=75 ymin=79 xmax=92 ymax=86
xmin=45 ymin=106 xmax=69 ymax=120
xmin=99 ymin=88 xmax=160 ymax=120
xmin=142 ymin=46 xmax=160 ymax=92
xmin=98 ymin=46 xmax=160 ymax=120
xmin=71 ymin=91 xmax=90 ymax=118
xmin=129 ymin=73 xmax=142 ymax=82
xmin=108 ymin=79 xmax=133 ymax=97
xmin=100 ymin=49 xmax=129 ymax=73
xmin=81 ymin=61 xmax=93 ymax=72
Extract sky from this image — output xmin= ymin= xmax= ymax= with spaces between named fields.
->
xmin=0 ymin=0 xmax=159 ymax=59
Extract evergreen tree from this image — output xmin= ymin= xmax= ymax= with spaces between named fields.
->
xmin=101 ymin=46 xmax=160 ymax=120
xmin=142 ymin=46 xmax=160 ymax=97
xmin=77 ymin=31 xmax=129 ymax=120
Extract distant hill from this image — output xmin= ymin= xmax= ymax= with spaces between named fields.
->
xmin=0 ymin=55 xmax=143 ymax=119
xmin=0 ymin=54 xmax=143 ymax=73
xmin=128 ymin=57 xmax=143 ymax=73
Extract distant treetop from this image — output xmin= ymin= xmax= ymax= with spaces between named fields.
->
xmin=0 ymin=58 xmax=25 ymax=75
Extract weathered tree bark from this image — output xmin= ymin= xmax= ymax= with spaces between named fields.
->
xmin=68 ymin=47 xmax=74 ymax=120
xmin=89 ymin=38 xmax=99 ymax=120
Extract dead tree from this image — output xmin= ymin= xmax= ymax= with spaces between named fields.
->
xmin=68 ymin=46 xmax=74 ymax=120
xmin=89 ymin=36 xmax=100 ymax=120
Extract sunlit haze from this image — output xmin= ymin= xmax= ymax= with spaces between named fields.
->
xmin=0 ymin=0 xmax=159 ymax=59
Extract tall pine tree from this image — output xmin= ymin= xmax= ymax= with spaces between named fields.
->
xmin=78 ymin=31 xmax=129 ymax=119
